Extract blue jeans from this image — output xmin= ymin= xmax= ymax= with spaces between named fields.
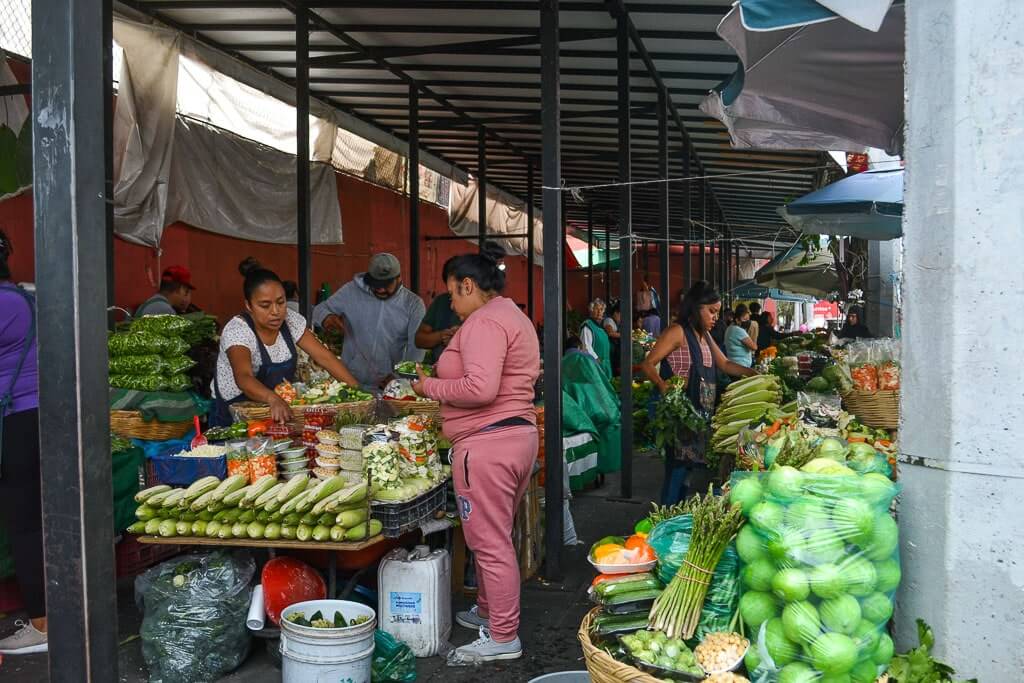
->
xmin=661 ymin=457 xmax=693 ymax=506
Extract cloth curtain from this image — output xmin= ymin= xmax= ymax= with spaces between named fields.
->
xmin=449 ymin=179 xmax=544 ymax=266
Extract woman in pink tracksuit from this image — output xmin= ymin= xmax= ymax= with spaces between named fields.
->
xmin=412 ymin=244 xmax=540 ymax=664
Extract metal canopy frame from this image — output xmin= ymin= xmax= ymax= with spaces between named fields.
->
xmin=30 ymin=3 xmax=824 ymax=676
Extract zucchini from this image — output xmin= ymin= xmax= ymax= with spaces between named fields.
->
xmin=330 ymin=525 xmax=347 ymax=542
xmin=160 ymin=489 xmax=188 ymax=509
xmin=246 ymin=521 xmax=266 ymax=539
xmin=144 ymin=488 xmax=175 ymax=507
xmin=144 ymin=519 xmax=162 ymax=535
xmin=210 ymin=474 xmax=248 ymax=502
xmin=180 ymin=511 xmax=197 ymax=523
xmin=317 ymin=512 xmax=336 ymax=527
xmin=263 ymin=496 xmax=285 ymax=513
xmin=238 ymin=509 xmax=256 ymax=524
xmin=591 ymin=612 xmax=650 ymax=637
xmin=336 ymin=508 xmax=368 ymax=528
xmin=231 ymin=522 xmax=249 ymax=538
xmin=126 ymin=521 xmax=147 ymax=534
xmin=182 ymin=476 xmax=221 ymax=502
xmin=191 ymin=520 xmax=208 ymax=536
xmin=254 ymin=482 xmax=286 ymax=509
xmin=300 ymin=513 xmax=318 ymax=526
xmin=135 ymin=504 xmax=158 ymax=521
xmin=197 ymin=510 xmax=214 ymax=522
xmin=217 ymin=523 xmax=234 ymax=540
xmin=296 ymin=524 xmax=313 ymax=542
xmin=280 ymin=525 xmax=296 ymax=540
xmin=312 ymin=525 xmax=331 ymax=542
xmin=222 ymin=485 xmax=251 ymax=507
xmin=312 ymin=489 xmax=347 ymax=515
xmin=276 ymin=473 xmax=309 ymax=503
xmin=344 ymin=519 xmax=381 ymax=541
xmin=283 ymin=512 xmax=301 ymax=526
xmin=189 ymin=489 xmax=218 ymax=512
xmin=268 ymin=512 xmax=283 ymax=523
xmin=221 ymin=508 xmax=243 ymax=524
xmin=264 ymin=522 xmax=282 ymax=540
xmin=280 ymin=488 xmax=316 ymax=515
xmin=135 ymin=484 xmax=171 ymax=504
xmin=205 ymin=521 xmax=222 ymax=538
xmin=594 ymin=575 xmax=662 ymax=599
xmin=256 ymin=510 xmax=270 ymax=523
xmin=242 ymin=475 xmax=278 ymax=507
xmin=157 ymin=519 xmax=178 ymax=537
xmin=175 ymin=520 xmax=192 ymax=536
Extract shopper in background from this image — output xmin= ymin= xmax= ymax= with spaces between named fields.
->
xmin=282 ymin=280 xmax=300 ymax=313
xmin=838 ymin=306 xmax=874 ymax=339
xmin=0 ymin=229 xmax=46 ymax=655
xmin=725 ymin=304 xmax=758 ymax=368
xmin=313 ymin=253 xmax=426 ymax=391
xmin=602 ymin=302 xmax=622 ymax=376
xmin=411 ymin=244 xmax=540 ymax=664
xmin=757 ymin=311 xmax=786 ymax=349
xmin=745 ymin=303 xmax=760 ymax=355
xmin=135 ymin=265 xmax=195 ymax=316
xmin=639 ymin=281 xmax=756 ymax=505
xmin=415 ymin=256 xmax=461 ymax=363
xmin=641 ymin=308 xmax=663 ymax=337
xmin=710 ymin=307 xmax=733 ymax=348
xmin=579 ymin=298 xmax=612 ymax=377
xmin=210 ymin=258 xmax=360 ymax=426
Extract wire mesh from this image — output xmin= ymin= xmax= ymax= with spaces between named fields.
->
xmin=0 ymin=0 xmax=31 ymax=59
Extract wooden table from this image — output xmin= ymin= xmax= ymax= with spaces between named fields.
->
xmin=137 ymin=534 xmax=388 ymax=597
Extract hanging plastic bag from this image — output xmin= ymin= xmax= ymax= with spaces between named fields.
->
xmin=135 ymin=551 xmax=255 ymax=683
xmin=372 ymin=629 xmax=417 ymax=682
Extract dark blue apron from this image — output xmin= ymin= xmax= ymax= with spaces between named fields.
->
xmin=210 ymin=313 xmax=297 ymax=427
xmin=0 ymin=284 xmax=35 ymax=475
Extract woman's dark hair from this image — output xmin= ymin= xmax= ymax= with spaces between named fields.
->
xmin=441 ymin=256 xmax=458 ymax=282
xmin=733 ymin=303 xmax=749 ymax=320
xmin=238 ymin=257 xmax=283 ymax=301
xmin=0 ymin=229 xmax=11 ymax=280
xmin=282 ymin=280 xmax=299 ymax=300
xmin=565 ymin=335 xmax=581 ymax=351
xmin=449 ymin=242 xmax=506 ymax=293
xmin=676 ymin=280 xmax=721 ymax=332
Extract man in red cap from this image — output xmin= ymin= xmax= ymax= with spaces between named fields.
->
xmin=135 ymin=265 xmax=195 ymax=316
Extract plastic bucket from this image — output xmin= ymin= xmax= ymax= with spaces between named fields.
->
xmin=280 ymin=599 xmax=376 ymax=683
xmin=528 ymin=672 xmax=592 ymax=683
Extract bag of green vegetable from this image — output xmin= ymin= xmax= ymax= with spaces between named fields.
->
xmin=135 ymin=550 xmax=254 ymax=683
xmin=131 ymin=314 xmax=194 ymax=336
xmin=646 ymin=513 xmax=741 ymax=641
xmin=110 ymin=373 xmax=169 ymax=392
xmin=730 ymin=468 xmax=901 ymax=683
xmin=108 ymin=331 xmax=170 ymax=357
xmin=109 ymin=354 xmax=167 ymax=376
xmin=162 ymin=355 xmax=197 ymax=375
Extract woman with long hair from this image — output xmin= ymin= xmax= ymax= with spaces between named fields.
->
xmin=209 ymin=258 xmax=360 ymax=425
xmin=411 ymin=244 xmax=540 ymax=664
xmin=639 ymin=281 xmax=756 ymax=504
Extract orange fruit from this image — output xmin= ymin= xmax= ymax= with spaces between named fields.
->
xmin=593 ymin=544 xmax=624 ymax=562
xmin=624 ymin=535 xmax=650 ymax=551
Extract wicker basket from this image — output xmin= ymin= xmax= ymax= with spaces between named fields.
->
xmin=110 ymin=410 xmax=192 ymax=441
xmin=380 ymin=398 xmax=441 ymax=417
xmin=231 ymin=400 xmax=375 ymax=431
xmin=842 ymin=389 xmax=900 ymax=430
xmin=578 ymin=608 xmax=661 ymax=683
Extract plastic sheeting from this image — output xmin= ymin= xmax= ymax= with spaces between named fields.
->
xmin=166 ymin=117 xmax=343 ymax=245
xmin=449 ymin=179 xmax=545 ymax=266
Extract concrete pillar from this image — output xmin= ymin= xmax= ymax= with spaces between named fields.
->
xmin=866 ymin=238 xmax=899 ymax=337
xmin=899 ymin=2 xmax=1024 ymax=679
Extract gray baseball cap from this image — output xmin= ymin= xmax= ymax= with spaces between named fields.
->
xmin=365 ymin=253 xmax=401 ymax=288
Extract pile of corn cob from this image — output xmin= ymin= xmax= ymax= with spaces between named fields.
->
xmin=710 ymin=375 xmax=790 ymax=462
xmin=126 ymin=473 xmax=382 ymax=543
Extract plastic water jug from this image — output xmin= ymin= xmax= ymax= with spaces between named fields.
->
xmin=377 ymin=545 xmax=451 ymax=657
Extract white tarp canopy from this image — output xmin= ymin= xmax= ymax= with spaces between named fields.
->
xmin=448 ymin=179 xmax=546 ymax=267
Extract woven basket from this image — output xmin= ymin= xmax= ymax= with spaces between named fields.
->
xmin=380 ymin=398 xmax=441 ymax=417
xmin=578 ymin=608 xmax=661 ymax=683
xmin=842 ymin=389 xmax=900 ymax=430
xmin=110 ymin=410 xmax=192 ymax=441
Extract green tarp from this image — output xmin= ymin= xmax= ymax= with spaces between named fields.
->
xmin=562 ymin=350 xmax=622 ymax=474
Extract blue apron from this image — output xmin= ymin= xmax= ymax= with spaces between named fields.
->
xmin=210 ymin=313 xmax=297 ymax=427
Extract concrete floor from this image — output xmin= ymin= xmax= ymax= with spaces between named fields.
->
xmin=0 ymin=452 xmax=663 ymax=682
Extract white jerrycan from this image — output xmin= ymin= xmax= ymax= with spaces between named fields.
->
xmin=377 ymin=545 xmax=452 ymax=657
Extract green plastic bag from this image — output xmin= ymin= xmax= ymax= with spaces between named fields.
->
xmin=109 ymin=354 xmax=166 ymax=376
xmin=163 ymin=355 xmax=197 ymax=375
xmin=110 ymin=373 xmax=169 ymax=392
xmin=130 ymin=314 xmax=194 ymax=336
xmin=108 ymin=331 xmax=169 ymax=357
xmin=372 ymin=629 xmax=416 ymax=682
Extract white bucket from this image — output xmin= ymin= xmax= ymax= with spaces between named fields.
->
xmin=280 ymin=599 xmax=376 ymax=683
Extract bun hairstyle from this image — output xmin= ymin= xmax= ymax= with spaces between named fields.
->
xmin=238 ymin=257 xmax=283 ymax=301
xmin=0 ymin=229 xmax=11 ymax=280
xmin=449 ymin=242 xmax=507 ymax=293
xmin=677 ymin=280 xmax=721 ymax=332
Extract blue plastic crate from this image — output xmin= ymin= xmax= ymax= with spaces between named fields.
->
xmin=147 ymin=451 xmax=226 ymax=486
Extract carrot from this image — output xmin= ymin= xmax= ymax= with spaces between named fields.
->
xmin=763 ymin=420 xmax=782 ymax=437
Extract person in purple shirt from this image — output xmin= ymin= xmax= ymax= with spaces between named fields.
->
xmin=0 ymin=229 xmax=47 ymax=655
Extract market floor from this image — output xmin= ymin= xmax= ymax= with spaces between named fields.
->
xmin=0 ymin=452 xmax=664 ymax=682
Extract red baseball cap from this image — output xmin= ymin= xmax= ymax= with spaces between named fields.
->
xmin=161 ymin=265 xmax=196 ymax=290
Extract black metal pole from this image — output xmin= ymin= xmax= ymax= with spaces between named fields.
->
xmin=587 ymin=203 xmax=594 ymax=304
xmin=296 ymin=6 xmax=312 ymax=319
xmin=103 ymin=0 xmax=114 ymax=309
xmin=683 ymin=148 xmax=691 ymax=292
xmin=477 ymin=125 xmax=487 ymax=250
xmin=657 ymin=91 xmax=669 ymax=322
xmin=617 ymin=14 xmax=634 ymax=500
xmin=527 ymin=161 xmax=536 ymax=321
xmin=561 ymin=192 xmax=568 ymax=318
xmin=604 ymin=218 xmax=611 ymax=303
xmin=408 ymin=84 xmax=421 ymax=294
xmin=33 ymin=0 xmax=118 ymax=677
xmin=540 ymin=0 xmax=564 ymax=581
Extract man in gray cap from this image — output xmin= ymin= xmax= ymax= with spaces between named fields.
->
xmin=313 ymin=253 xmax=426 ymax=391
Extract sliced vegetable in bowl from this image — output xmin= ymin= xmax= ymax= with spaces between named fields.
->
xmin=394 ymin=361 xmax=433 ymax=379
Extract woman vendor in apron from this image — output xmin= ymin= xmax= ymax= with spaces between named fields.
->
xmin=210 ymin=258 xmax=360 ymax=426
xmin=640 ymin=281 xmax=757 ymax=504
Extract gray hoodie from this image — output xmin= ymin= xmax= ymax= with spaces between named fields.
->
xmin=312 ymin=274 xmax=426 ymax=390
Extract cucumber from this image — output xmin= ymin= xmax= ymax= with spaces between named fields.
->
xmin=210 ymin=474 xmax=248 ymax=502
xmin=135 ymin=504 xmax=158 ymax=521
xmin=296 ymin=524 xmax=313 ymax=542
xmin=280 ymin=525 xmax=296 ymax=540
xmin=135 ymin=484 xmax=171 ymax=504
xmin=254 ymin=482 xmax=286 ymax=509
xmin=231 ymin=522 xmax=249 ymax=538
xmin=329 ymin=525 xmax=347 ymax=542
xmin=312 ymin=525 xmax=331 ymax=542
xmin=336 ymin=508 xmax=368 ymax=528
xmin=144 ymin=518 xmax=162 ymax=535
xmin=223 ymin=485 xmax=251 ymax=507
xmin=205 ymin=521 xmax=222 ymax=538
xmin=264 ymin=522 xmax=282 ymax=540
xmin=247 ymin=521 xmax=266 ymax=539
xmin=191 ymin=520 xmax=208 ymax=536
xmin=158 ymin=519 xmax=178 ymax=537
xmin=126 ymin=521 xmax=147 ymax=534
xmin=175 ymin=520 xmax=192 ymax=536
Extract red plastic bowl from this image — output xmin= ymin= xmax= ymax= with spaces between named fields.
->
xmin=261 ymin=557 xmax=326 ymax=625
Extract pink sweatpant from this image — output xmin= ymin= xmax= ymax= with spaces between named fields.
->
xmin=452 ymin=425 xmax=538 ymax=643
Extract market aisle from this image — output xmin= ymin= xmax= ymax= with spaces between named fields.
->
xmin=0 ymin=452 xmax=663 ymax=682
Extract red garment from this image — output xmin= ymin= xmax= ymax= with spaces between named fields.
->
xmin=422 ymin=296 xmax=540 ymax=443
xmin=452 ymin=425 xmax=538 ymax=642
xmin=665 ymin=330 xmax=713 ymax=378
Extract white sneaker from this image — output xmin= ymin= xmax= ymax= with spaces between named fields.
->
xmin=447 ymin=627 xmax=522 ymax=665
xmin=455 ymin=604 xmax=490 ymax=630
xmin=0 ymin=620 xmax=48 ymax=655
